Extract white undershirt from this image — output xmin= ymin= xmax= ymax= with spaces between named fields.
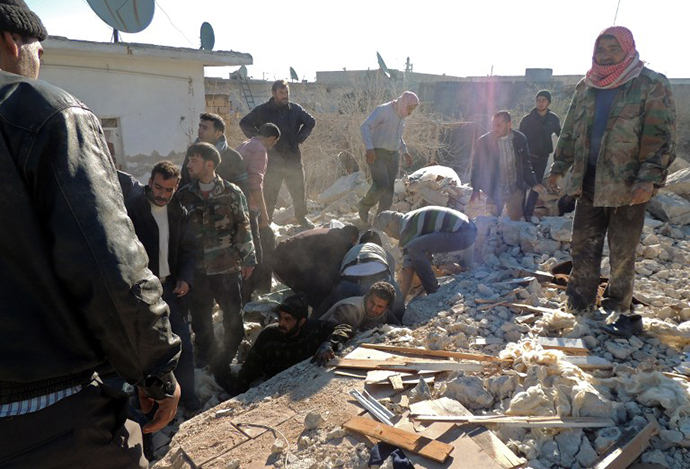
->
xmin=342 ymin=261 xmax=387 ymax=277
xmin=150 ymin=203 xmax=171 ymax=279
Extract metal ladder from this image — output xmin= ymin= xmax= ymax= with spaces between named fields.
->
xmin=238 ymin=76 xmax=255 ymax=110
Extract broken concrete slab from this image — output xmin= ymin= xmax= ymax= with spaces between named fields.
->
xmin=662 ymin=168 xmax=690 ymax=199
xmin=648 ymin=192 xmax=690 ymax=225
xmin=316 ymin=171 xmax=369 ymax=205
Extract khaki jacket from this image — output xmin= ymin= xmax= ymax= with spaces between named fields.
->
xmin=551 ymin=68 xmax=676 ymax=207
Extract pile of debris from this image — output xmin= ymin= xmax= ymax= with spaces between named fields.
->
xmin=151 ymin=162 xmax=690 ymax=469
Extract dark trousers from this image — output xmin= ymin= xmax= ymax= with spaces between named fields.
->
xmin=360 ymin=149 xmax=399 ymax=213
xmin=188 ymin=271 xmax=243 ymax=375
xmin=264 ymin=155 xmax=307 ymax=221
xmin=163 ymin=281 xmax=199 ymax=409
xmin=567 ymin=189 xmax=647 ymax=312
xmin=0 ymin=381 xmax=147 ymax=469
xmin=242 ymin=216 xmax=275 ymax=302
xmin=523 ymin=155 xmax=549 ymax=219
xmin=406 ymin=227 xmax=477 ymax=294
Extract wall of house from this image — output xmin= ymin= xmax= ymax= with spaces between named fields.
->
xmin=40 ymin=53 xmax=205 ymax=177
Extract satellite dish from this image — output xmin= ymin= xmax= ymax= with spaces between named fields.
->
xmin=87 ymin=0 xmax=155 ymax=34
xmin=376 ymin=52 xmax=390 ymax=78
xmin=290 ymin=67 xmax=299 ymax=82
xmin=200 ymin=22 xmax=215 ymax=51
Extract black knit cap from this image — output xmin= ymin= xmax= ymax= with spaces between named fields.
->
xmin=0 ymin=0 xmax=48 ymax=41
xmin=278 ymin=293 xmax=309 ymax=320
xmin=536 ymin=89 xmax=552 ymax=103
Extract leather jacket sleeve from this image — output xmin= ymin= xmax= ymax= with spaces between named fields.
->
xmin=29 ymin=106 xmax=181 ymax=398
xmin=239 ymin=106 xmax=263 ymax=139
xmin=296 ymin=104 xmax=316 ymax=145
xmin=177 ymin=207 xmax=197 ymax=286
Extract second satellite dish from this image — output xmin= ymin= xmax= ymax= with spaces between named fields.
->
xmin=200 ymin=22 xmax=215 ymax=51
xmin=87 ymin=0 xmax=155 ymax=33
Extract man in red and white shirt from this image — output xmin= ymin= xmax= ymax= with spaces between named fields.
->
xmin=236 ymin=123 xmax=281 ymax=299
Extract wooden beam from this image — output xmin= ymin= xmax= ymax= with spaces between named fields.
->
xmin=537 ymin=337 xmax=589 ymax=356
xmin=591 ymin=420 xmax=659 ymax=469
xmin=504 ymin=303 xmax=563 ymax=315
xmin=343 ymin=416 xmax=454 ymax=463
xmin=411 ymin=415 xmax=615 ymax=428
xmin=360 ymin=343 xmax=507 ymax=363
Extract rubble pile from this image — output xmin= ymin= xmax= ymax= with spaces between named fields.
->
xmin=153 ymin=163 xmax=690 ymax=469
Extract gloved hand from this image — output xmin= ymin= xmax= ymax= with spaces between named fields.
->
xmin=312 ymin=342 xmax=335 ymax=366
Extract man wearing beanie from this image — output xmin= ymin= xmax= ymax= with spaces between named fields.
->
xmin=231 ymin=294 xmax=353 ymax=395
xmin=547 ymin=26 xmax=676 ymax=338
xmin=0 ymin=2 xmax=181 ymax=467
xmin=519 ymin=90 xmax=562 ymax=219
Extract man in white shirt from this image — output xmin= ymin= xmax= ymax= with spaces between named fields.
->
xmin=126 ymin=161 xmax=200 ymax=412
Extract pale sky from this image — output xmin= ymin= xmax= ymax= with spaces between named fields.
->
xmin=29 ymin=0 xmax=690 ymax=81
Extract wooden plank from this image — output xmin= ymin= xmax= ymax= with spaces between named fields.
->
xmin=412 ymin=415 xmax=615 ymax=428
xmin=516 ymin=269 xmax=554 ymax=283
xmin=330 ymin=358 xmax=486 ymax=373
xmin=389 ymin=375 xmax=404 ymax=390
xmin=504 ymin=303 xmax=562 ymax=315
xmin=360 ymin=343 xmax=507 ymax=363
xmin=334 ymin=370 xmax=367 ymax=379
xmin=343 ymin=416 xmax=454 ymax=463
xmin=365 ymin=370 xmax=413 ymax=384
xmin=478 ymin=301 xmax=507 ymax=311
xmin=591 ymin=420 xmax=659 ymax=469
xmin=564 ymin=355 xmax=613 ymax=370
xmin=515 ymin=314 xmax=537 ymax=324
xmin=663 ymin=372 xmax=690 ymax=382
xmin=537 ymin=337 xmax=589 ymax=356
xmin=473 ymin=337 xmax=504 ymax=346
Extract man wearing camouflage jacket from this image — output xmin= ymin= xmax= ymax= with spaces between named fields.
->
xmin=176 ymin=142 xmax=256 ymax=389
xmin=547 ymin=26 xmax=675 ymax=336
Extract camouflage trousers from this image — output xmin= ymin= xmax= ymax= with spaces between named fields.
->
xmin=566 ymin=189 xmax=647 ymax=312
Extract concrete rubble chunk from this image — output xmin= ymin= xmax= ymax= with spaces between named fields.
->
xmin=595 ymin=427 xmax=622 ymax=453
xmin=555 ymin=430 xmax=583 ymax=467
xmin=663 ymin=167 xmax=690 ymax=198
xmin=271 ymin=438 xmax=287 ymax=454
xmin=316 ymin=171 xmax=369 ymax=205
xmin=444 ymin=375 xmax=494 ymax=409
xmin=648 ymin=192 xmax=690 ymax=225
xmin=304 ymin=411 xmax=324 ymax=430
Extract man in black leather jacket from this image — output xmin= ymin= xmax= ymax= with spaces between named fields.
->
xmin=240 ymin=79 xmax=316 ymax=228
xmin=470 ymin=110 xmax=545 ymax=221
xmin=0 ymin=2 xmax=180 ymax=467
xmin=126 ymin=161 xmax=200 ymax=412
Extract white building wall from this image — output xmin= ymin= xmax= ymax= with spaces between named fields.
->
xmin=40 ymin=53 xmax=204 ymax=171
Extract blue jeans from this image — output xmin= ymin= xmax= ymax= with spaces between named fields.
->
xmin=405 ymin=227 xmax=477 ymax=294
xmin=360 ymin=149 xmax=399 ymax=213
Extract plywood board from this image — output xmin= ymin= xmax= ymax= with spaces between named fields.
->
xmin=412 ymin=415 xmax=615 ymax=428
xmin=564 ymin=355 xmax=613 ymax=370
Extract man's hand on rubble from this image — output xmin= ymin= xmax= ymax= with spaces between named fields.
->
xmin=469 ymin=191 xmax=482 ymax=204
xmin=241 ymin=266 xmax=254 ymax=279
xmin=313 ymin=342 xmax=335 ymax=366
xmin=139 ymin=382 xmax=181 ymax=434
xmin=365 ymin=149 xmax=376 ymax=164
xmin=403 ymin=153 xmax=413 ymax=167
xmin=630 ymin=181 xmax=654 ymax=205
xmin=532 ymin=183 xmax=547 ymax=196
xmin=546 ymin=174 xmax=561 ymax=193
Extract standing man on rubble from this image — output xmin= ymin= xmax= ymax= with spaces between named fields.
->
xmin=470 ymin=111 xmax=546 ymax=221
xmin=240 ymin=80 xmax=316 ymax=229
xmin=236 ymin=123 xmax=281 ymax=301
xmin=547 ymin=26 xmax=675 ymax=338
xmin=176 ymin=142 xmax=256 ymax=391
xmin=358 ymin=91 xmax=420 ymax=223
xmin=126 ymin=161 xmax=201 ymax=412
xmin=374 ymin=206 xmax=477 ymax=299
xmin=519 ymin=90 xmax=562 ymax=220
xmin=0 ymin=2 xmax=180 ymax=466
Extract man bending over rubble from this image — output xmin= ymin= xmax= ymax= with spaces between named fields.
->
xmin=231 ymin=294 xmax=352 ymax=395
xmin=547 ymin=26 xmax=676 ymax=338
xmin=375 ymin=206 xmax=477 ymax=298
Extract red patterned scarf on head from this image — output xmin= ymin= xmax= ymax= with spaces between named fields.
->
xmin=392 ymin=91 xmax=420 ymax=118
xmin=586 ymin=26 xmax=644 ymax=89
